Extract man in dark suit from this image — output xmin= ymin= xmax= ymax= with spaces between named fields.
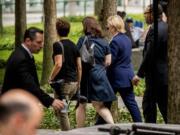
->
xmin=133 ymin=4 xmax=168 ymax=123
xmin=1 ymin=27 xmax=64 ymax=110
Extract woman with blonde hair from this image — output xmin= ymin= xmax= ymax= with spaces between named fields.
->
xmin=106 ymin=15 xmax=142 ymax=122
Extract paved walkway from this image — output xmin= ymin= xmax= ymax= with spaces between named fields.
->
xmin=37 ymin=123 xmax=180 ymax=135
xmin=118 ymin=96 xmax=142 ymax=109
xmin=37 ymin=129 xmax=60 ymax=135
xmin=49 ymin=94 xmax=143 ymax=109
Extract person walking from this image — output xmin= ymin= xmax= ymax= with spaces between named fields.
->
xmin=49 ymin=18 xmax=82 ymax=130
xmin=1 ymin=27 xmax=64 ymax=110
xmin=133 ymin=4 xmax=168 ymax=123
xmin=107 ymin=15 xmax=142 ymax=122
xmin=76 ymin=16 xmax=116 ymax=127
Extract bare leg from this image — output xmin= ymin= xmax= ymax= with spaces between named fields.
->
xmin=92 ymin=101 xmax=114 ymax=124
xmin=76 ymin=103 xmax=86 ymax=128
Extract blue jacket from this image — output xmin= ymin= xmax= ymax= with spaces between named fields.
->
xmin=108 ymin=33 xmax=134 ymax=88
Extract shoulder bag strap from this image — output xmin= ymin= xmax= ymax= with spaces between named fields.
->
xmin=82 ymin=36 xmax=88 ymax=47
xmin=58 ymin=41 xmax=65 ymax=63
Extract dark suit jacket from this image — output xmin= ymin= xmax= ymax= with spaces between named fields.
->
xmin=125 ymin=22 xmax=136 ymax=48
xmin=137 ymin=20 xmax=168 ymax=85
xmin=1 ymin=45 xmax=54 ymax=107
xmin=108 ymin=33 xmax=134 ymax=89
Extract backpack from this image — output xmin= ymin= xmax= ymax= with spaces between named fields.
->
xmin=79 ymin=36 xmax=96 ymax=66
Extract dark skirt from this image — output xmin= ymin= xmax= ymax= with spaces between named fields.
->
xmin=79 ymin=62 xmax=91 ymax=98
xmin=88 ymin=65 xmax=116 ymax=102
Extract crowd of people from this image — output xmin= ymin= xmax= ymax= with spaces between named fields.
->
xmin=0 ymin=3 xmax=168 ymax=134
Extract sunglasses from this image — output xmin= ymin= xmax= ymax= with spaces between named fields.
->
xmin=144 ymin=11 xmax=152 ymax=15
xmin=106 ymin=26 xmax=110 ymax=30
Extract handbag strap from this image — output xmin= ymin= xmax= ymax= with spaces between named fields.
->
xmin=80 ymin=36 xmax=88 ymax=49
xmin=58 ymin=41 xmax=65 ymax=63
xmin=81 ymin=36 xmax=96 ymax=49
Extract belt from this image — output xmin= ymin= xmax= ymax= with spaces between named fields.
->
xmin=65 ymin=81 xmax=77 ymax=84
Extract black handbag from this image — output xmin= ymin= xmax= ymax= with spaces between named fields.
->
xmin=71 ymin=89 xmax=88 ymax=103
xmin=50 ymin=79 xmax=65 ymax=96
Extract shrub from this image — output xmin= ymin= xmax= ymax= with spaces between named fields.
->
xmin=134 ymin=79 xmax=145 ymax=96
xmin=40 ymin=108 xmax=59 ymax=129
xmin=41 ymin=84 xmax=53 ymax=93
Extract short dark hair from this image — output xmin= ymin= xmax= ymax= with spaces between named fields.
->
xmin=145 ymin=4 xmax=163 ymax=16
xmin=24 ymin=27 xmax=43 ymax=41
xmin=159 ymin=0 xmax=168 ymax=14
xmin=56 ymin=18 xmax=70 ymax=37
xmin=126 ymin=17 xmax=133 ymax=23
xmin=117 ymin=11 xmax=126 ymax=19
xmin=82 ymin=16 xmax=103 ymax=38
xmin=0 ymin=102 xmax=30 ymax=124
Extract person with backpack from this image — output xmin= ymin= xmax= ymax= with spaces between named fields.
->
xmin=76 ymin=16 xmax=116 ymax=127
xmin=49 ymin=18 xmax=82 ymax=130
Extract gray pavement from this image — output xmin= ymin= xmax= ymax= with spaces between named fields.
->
xmin=118 ymin=96 xmax=142 ymax=109
xmin=37 ymin=129 xmax=60 ymax=135
xmin=37 ymin=123 xmax=180 ymax=135
xmin=49 ymin=93 xmax=143 ymax=109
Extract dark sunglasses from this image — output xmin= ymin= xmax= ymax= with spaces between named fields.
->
xmin=144 ymin=11 xmax=152 ymax=15
xmin=106 ymin=26 xmax=110 ymax=30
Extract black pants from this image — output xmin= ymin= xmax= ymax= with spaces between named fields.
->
xmin=143 ymin=78 xmax=168 ymax=123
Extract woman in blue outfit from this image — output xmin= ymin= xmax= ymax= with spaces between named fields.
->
xmin=76 ymin=16 xmax=116 ymax=127
xmin=107 ymin=15 xmax=142 ymax=122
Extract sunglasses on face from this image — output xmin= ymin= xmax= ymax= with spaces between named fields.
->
xmin=106 ymin=27 xmax=109 ymax=30
xmin=144 ymin=11 xmax=152 ymax=15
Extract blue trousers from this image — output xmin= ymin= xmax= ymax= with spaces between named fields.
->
xmin=95 ymin=86 xmax=142 ymax=125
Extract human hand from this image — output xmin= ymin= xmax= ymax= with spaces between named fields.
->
xmin=132 ymin=75 xmax=140 ymax=86
xmin=48 ymin=78 xmax=53 ymax=84
xmin=52 ymin=99 xmax=64 ymax=110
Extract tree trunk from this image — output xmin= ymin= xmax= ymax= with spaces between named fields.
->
xmin=101 ymin=0 xmax=117 ymax=122
xmin=41 ymin=0 xmax=57 ymax=85
xmin=94 ymin=0 xmax=103 ymax=17
xmin=167 ymin=0 xmax=180 ymax=124
xmin=101 ymin=0 xmax=117 ymax=39
xmin=15 ymin=0 xmax=27 ymax=46
xmin=0 ymin=0 xmax=3 ymax=35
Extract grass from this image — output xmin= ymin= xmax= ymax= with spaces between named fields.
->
xmin=0 ymin=50 xmax=12 ymax=60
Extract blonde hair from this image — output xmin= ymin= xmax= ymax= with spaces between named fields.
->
xmin=107 ymin=15 xmax=126 ymax=33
